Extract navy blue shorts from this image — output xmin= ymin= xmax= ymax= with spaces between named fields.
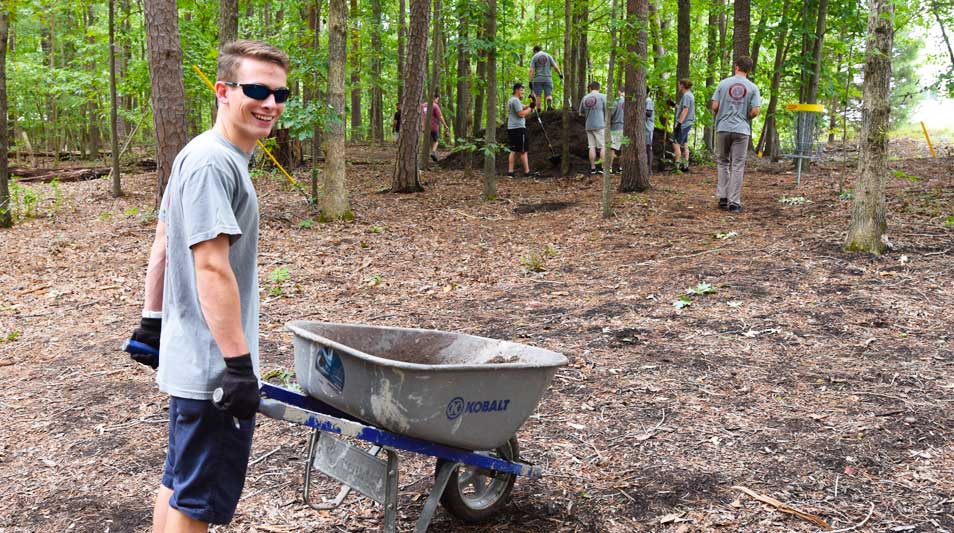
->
xmin=162 ymin=396 xmax=255 ymax=525
xmin=673 ymin=123 xmax=690 ymax=145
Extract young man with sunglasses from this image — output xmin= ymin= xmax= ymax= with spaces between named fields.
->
xmin=128 ymin=40 xmax=289 ymax=533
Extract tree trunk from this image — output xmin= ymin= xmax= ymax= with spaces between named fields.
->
xmin=472 ymin=41 xmax=485 ymax=140
xmin=607 ymin=0 xmax=619 ymax=96
xmin=392 ymin=0 xmax=430 ymax=192
xmin=421 ymin=0 xmax=443 ymax=166
xmin=321 ymin=0 xmax=351 ymax=219
xmin=806 ymin=0 xmax=828 ymax=104
xmin=369 ymin=0 xmax=384 ymax=142
xmin=482 ymin=0 xmax=497 ymax=200
xmin=349 ymin=0 xmax=362 ymax=141
xmin=0 ymin=8 xmax=10 ymax=228
xmin=454 ymin=12 xmax=470 ymax=143
xmin=109 ymin=0 xmax=122 ymax=198
xmin=676 ymin=0 xmax=690 ymax=81
xmin=561 ymin=0 xmax=572 ymax=176
xmin=398 ymin=0 xmax=406 ymax=106
xmin=733 ymin=0 xmax=750 ymax=60
xmin=143 ymin=0 xmax=189 ymax=205
xmin=309 ymin=1 xmax=323 ymax=199
xmin=219 ymin=0 xmax=238 ymax=47
xmin=845 ymin=0 xmax=892 ymax=254
xmin=620 ymin=0 xmax=650 ymax=193
xmin=704 ymin=0 xmax=720 ymax=153
xmin=86 ymin=5 xmax=101 ymax=160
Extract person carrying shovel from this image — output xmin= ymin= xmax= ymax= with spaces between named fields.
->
xmin=506 ymin=83 xmax=538 ymax=178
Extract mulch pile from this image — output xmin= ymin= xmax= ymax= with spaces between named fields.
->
xmin=439 ymin=109 xmax=671 ymax=176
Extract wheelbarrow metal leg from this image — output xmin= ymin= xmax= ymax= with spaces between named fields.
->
xmin=414 ymin=461 xmax=459 ymax=533
xmin=383 ymin=448 xmax=400 ymax=533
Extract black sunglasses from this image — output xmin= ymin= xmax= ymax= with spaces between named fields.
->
xmin=224 ymin=82 xmax=290 ymax=103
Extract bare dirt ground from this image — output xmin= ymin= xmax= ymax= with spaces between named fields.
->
xmin=1 ymin=141 xmax=952 ymax=532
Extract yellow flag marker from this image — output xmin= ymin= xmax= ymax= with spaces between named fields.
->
xmin=920 ymin=121 xmax=936 ymax=159
xmin=192 ymin=64 xmax=308 ymax=199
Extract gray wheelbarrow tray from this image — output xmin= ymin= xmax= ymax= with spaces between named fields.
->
xmin=289 ymin=320 xmax=567 ymax=451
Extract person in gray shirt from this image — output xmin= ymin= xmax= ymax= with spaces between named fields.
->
xmin=579 ymin=81 xmax=607 ymax=174
xmin=129 ymin=40 xmax=290 ymax=531
xmin=608 ymin=89 xmax=625 ymax=173
xmin=672 ymin=79 xmax=695 ymax=172
xmin=528 ymin=45 xmax=564 ymax=111
xmin=711 ymin=56 xmax=761 ymax=212
xmin=506 ymin=83 xmax=536 ymax=177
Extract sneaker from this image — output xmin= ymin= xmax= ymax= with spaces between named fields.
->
xmin=523 ymin=170 xmax=540 ymax=178
xmin=590 ymin=168 xmax=599 ymax=175
xmin=430 ymin=152 xmax=438 ymax=162
xmin=681 ymin=165 xmax=689 ymax=173
xmin=507 ymin=171 xmax=515 ymax=178
xmin=718 ymin=198 xmax=728 ymax=210
xmin=728 ymin=203 xmax=742 ymax=213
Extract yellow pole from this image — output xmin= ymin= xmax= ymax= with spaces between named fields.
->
xmin=191 ymin=65 xmax=308 ymax=197
xmin=920 ymin=121 xmax=936 ymax=159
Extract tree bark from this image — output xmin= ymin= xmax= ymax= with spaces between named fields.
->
xmin=421 ymin=0 xmax=443 ymax=166
xmin=454 ymin=11 xmax=471 ymax=143
xmin=86 ymin=5 xmax=101 ymax=160
xmin=607 ymin=0 xmax=619 ymax=96
xmin=561 ymin=0 xmax=572 ymax=175
xmin=143 ymin=0 xmax=189 ymax=205
xmin=0 ymin=8 xmax=10 ymax=228
xmin=219 ymin=0 xmax=239 ymax=48
xmin=619 ymin=0 xmax=650 ymax=193
xmin=398 ymin=0 xmax=406 ymax=106
xmin=845 ymin=0 xmax=893 ymax=255
xmin=349 ymin=0 xmax=362 ymax=141
xmin=309 ymin=0 xmax=323 ymax=200
xmin=704 ymin=0 xmax=720 ymax=153
xmin=806 ymin=0 xmax=828 ymax=103
xmin=322 ymin=0 xmax=352 ymax=219
xmin=109 ymin=0 xmax=122 ymax=198
xmin=392 ymin=0 xmax=430 ymax=192
xmin=482 ymin=0 xmax=497 ymax=200
xmin=733 ymin=0 xmax=750 ymax=60
xmin=749 ymin=7 xmax=768 ymax=73
xmin=369 ymin=0 xmax=384 ymax=142
xmin=677 ymin=0 xmax=690 ymax=81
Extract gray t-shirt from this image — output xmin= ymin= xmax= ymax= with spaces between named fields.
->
xmin=712 ymin=76 xmax=761 ymax=135
xmin=157 ymin=130 xmax=260 ymax=400
xmin=531 ymin=52 xmax=557 ymax=81
xmin=610 ymin=97 xmax=624 ymax=131
xmin=645 ymin=97 xmax=655 ymax=144
xmin=676 ymin=90 xmax=695 ymax=129
xmin=507 ymin=96 xmax=526 ymax=129
xmin=579 ymin=91 xmax=607 ymax=130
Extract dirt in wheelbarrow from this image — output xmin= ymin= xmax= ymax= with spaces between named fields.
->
xmin=2 ymin=139 xmax=954 ymax=532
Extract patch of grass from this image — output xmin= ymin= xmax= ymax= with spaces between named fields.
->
xmin=369 ymin=225 xmax=386 ymax=233
xmin=521 ymin=246 xmax=557 ymax=273
xmin=1 ymin=330 xmax=21 ymax=342
xmin=839 ymin=190 xmax=854 ymax=201
xmin=297 ymin=218 xmax=315 ymax=229
xmin=365 ymin=274 xmax=383 ymax=287
xmin=124 ymin=206 xmax=140 ymax=217
xmin=98 ymin=212 xmax=113 ymax=222
xmin=945 ymin=216 xmax=954 ymax=228
xmin=262 ymin=367 xmax=297 ymax=389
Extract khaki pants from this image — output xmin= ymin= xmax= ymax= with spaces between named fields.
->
xmin=716 ymin=132 xmax=749 ymax=205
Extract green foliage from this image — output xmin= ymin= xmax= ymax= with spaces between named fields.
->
xmin=520 ymin=246 xmax=556 ymax=273
xmin=365 ymin=274 xmax=383 ymax=287
xmin=369 ymin=225 xmax=386 ymax=233
xmin=779 ymin=196 xmax=812 ymax=206
xmin=892 ymin=169 xmax=923 ymax=182
xmin=945 ymin=216 xmax=954 ymax=228
xmin=1 ymin=331 xmax=21 ymax=343
xmin=686 ymin=282 xmax=717 ymax=296
xmin=297 ymin=218 xmax=315 ymax=229
xmin=268 ymin=266 xmax=290 ymax=297
xmin=261 ymin=367 xmax=297 ymax=389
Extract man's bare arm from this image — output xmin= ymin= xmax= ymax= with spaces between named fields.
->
xmin=750 ymin=106 xmax=760 ymax=119
xmin=193 ymin=234 xmax=249 ymax=358
xmin=143 ymin=221 xmax=167 ymax=313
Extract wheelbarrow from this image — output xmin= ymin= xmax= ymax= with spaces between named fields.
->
xmin=124 ymin=321 xmax=567 ymax=532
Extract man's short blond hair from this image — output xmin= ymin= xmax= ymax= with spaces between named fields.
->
xmin=217 ymin=40 xmax=291 ymax=81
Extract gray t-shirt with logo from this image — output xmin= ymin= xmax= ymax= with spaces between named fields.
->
xmin=157 ymin=130 xmax=260 ymax=400
xmin=676 ymin=90 xmax=695 ymax=129
xmin=507 ymin=96 xmax=526 ymax=129
xmin=645 ymin=97 xmax=655 ymax=144
xmin=579 ymin=91 xmax=607 ymax=130
xmin=531 ymin=52 xmax=557 ymax=81
xmin=610 ymin=97 xmax=625 ymax=131
xmin=712 ymin=76 xmax=761 ymax=136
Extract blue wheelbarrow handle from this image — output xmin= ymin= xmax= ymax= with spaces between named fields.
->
xmin=122 ymin=339 xmax=160 ymax=358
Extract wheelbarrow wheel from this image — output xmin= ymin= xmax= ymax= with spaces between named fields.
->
xmin=436 ymin=436 xmax=519 ymax=523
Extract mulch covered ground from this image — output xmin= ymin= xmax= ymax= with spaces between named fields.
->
xmin=1 ymin=141 xmax=952 ymax=532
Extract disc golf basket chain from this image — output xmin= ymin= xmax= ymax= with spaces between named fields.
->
xmin=782 ymin=103 xmax=825 ymax=186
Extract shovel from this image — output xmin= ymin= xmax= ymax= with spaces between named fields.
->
xmin=533 ymin=107 xmax=561 ymax=165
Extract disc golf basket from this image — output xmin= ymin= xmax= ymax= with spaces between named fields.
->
xmin=782 ymin=103 xmax=825 ymax=185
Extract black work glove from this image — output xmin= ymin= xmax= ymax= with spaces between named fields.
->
xmin=558 ymin=73 xmax=564 ymax=81
xmin=130 ymin=317 xmax=161 ymax=369
xmin=529 ymin=95 xmax=537 ymax=109
xmin=216 ymin=354 xmax=259 ymax=419
xmin=673 ymin=122 xmax=682 ymax=135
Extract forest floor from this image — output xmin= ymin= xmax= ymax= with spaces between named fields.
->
xmin=1 ymin=139 xmax=953 ymax=532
